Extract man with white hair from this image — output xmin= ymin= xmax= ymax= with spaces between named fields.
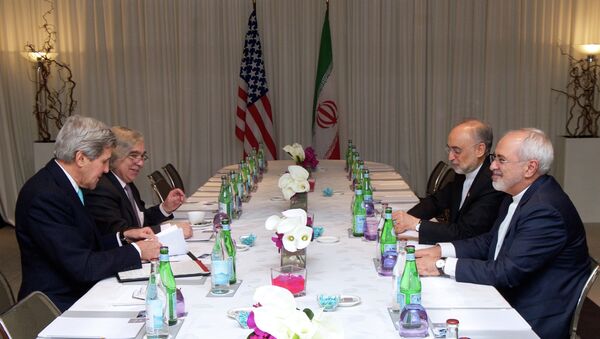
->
xmin=15 ymin=115 xmax=161 ymax=311
xmin=415 ymin=128 xmax=590 ymax=339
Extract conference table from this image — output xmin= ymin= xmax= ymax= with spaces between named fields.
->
xmin=39 ymin=160 xmax=538 ymax=338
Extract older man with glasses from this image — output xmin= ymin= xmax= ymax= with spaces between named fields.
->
xmin=393 ymin=119 xmax=508 ymax=244
xmin=416 ymin=128 xmax=590 ymax=339
xmin=84 ymin=126 xmax=192 ymax=238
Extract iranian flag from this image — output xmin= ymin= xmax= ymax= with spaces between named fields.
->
xmin=311 ymin=5 xmax=340 ymax=159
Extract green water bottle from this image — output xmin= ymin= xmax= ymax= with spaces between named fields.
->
xmin=398 ymin=245 xmax=421 ymax=310
xmin=158 ymin=246 xmax=177 ymax=326
xmin=221 ymin=217 xmax=237 ymax=284
xmin=218 ymin=175 xmax=232 ymax=219
xmin=380 ymin=207 xmax=396 ymax=256
xmin=352 ymin=188 xmax=366 ymax=236
xmin=345 ymin=139 xmax=353 ymax=171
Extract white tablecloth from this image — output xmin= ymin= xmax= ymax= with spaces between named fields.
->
xmin=47 ymin=160 xmax=537 ymax=339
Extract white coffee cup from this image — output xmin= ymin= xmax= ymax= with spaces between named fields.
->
xmin=188 ymin=211 xmax=207 ymax=224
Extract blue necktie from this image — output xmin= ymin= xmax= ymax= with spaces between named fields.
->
xmin=77 ymin=188 xmax=84 ymax=205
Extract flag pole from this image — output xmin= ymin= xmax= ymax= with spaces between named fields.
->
xmin=253 ymin=0 xmax=256 ymax=10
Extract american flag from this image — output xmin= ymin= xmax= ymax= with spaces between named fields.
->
xmin=235 ymin=9 xmax=277 ymax=160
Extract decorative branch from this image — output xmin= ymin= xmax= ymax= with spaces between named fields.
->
xmin=24 ymin=0 xmax=76 ymax=141
xmin=552 ymin=47 xmax=600 ymax=137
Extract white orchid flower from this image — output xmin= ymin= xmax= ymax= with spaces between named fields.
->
xmin=290 ymin=180 xmax=310 ymax=193
xmin=252 ymin=286 xmax=297 ymax=338
xmin=277 ymin=216 xmax=304 ymax=234
xmin=282 ymin=209 xmax=307 ymax=227
xmin=282 ymin=224 xmax=313 ymax=252
xmin=278 ymin=173 xmax=293 ymax=189
xmin=284 ymin=143 xmax=305 ymax=162
xmin=283 ymin=309 xmax=317 ymax=339
xmin=282 ymin=186 xmax=297 ymax=200
xmin=265 ymin=215 xmax=282 ymax=231
xmin=288 ymin=165 xmax=309 ymax=180
xmin=311 ymin=310 xmax=345 ymax=339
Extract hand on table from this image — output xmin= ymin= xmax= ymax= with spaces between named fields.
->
xmin=415 ymin=245 xmax=441 ymax=276
xmin=123 ymin=227 xmax=155 ymax=241
xmin=392 ymin=210 xmax=420 ymax=234
xmin=136 ymin=238 xmax=162 ymax=261
xmin=171 ymin=221 xmax=193 ymax=239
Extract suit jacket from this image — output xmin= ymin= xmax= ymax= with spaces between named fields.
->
xmin=409 ymin=157 xmax=507 ymax=244
xmin=83 ymin=171 xmax=172 ymax=235
xmin=15 ymin=160 xmax=141 ymax=312
xmin=452 ymin=175 xmax=590 ymax=339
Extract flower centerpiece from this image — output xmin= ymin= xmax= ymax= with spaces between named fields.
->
xmin=278 ymin=165 xmax=310 ymax=210
xmin=266 ymin=209 xmax=313 ymax=268
xmin=246 ymin=285 xmax=343 ymax=339
xmin=283 ymin=143 xmax=319 ymax=171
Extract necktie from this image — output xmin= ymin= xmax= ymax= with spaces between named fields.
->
xmin=124 ymin=184 xmax=142 ymax=227
xmin=77 ymin=188 xmax=84 ymax=205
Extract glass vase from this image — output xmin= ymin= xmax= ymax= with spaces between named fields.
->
xmin=289 ymin=192 xmax=308 ymax=211
xmin=280 ymin=247 xmax=307 ymax=268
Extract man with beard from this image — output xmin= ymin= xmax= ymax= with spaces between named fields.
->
xmin=84 ymin=126 xmax=192 ymax=238
xmin=415 ymin=128 xmax=590 ymax=339
xmin=393 ymin=119 xmax=507 ymax=244
xmin=15 ymin=115 xmax=161 ymax=311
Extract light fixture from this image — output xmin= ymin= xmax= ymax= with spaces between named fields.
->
xmin=21 ymin=51 xmax=58 ymax=63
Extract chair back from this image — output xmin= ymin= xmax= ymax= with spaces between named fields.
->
xmin=148 ymin=170 xmax=173 ymax=203
xmin=0 ymin=270 xmax=15 ymax=315
xmin=570 ymin=257 xmax=600 ymax=339
xmin=425 ymin=161 xmax=455 ymax=197
xmin=162 ymin=163 xmax=185 ymax=193
xmin=0 ymin=291 xmax=60 ymax=339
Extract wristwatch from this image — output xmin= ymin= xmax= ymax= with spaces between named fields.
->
xmin=435 ymin=258 xmax=446 ymax=275
xmin=119 ymin=230 xmax=129 ymax=244
xmin=415 ymin=220 xmax=422 ymax=232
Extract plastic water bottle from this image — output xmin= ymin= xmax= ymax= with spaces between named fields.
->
xmin=145 ymin=260 xmax=169 ymax=338
xmin=211 ymin=229 xmax=231 ymax=294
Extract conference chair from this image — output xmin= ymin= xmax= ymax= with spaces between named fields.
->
xmin=424 ymin=161 xmax=454 ymax=197
xmin=0 ymin=291 xmax=60 ymax=339
xmin=162 ymin=163 xmax=185 ymax=193
xmin=0 ymin=270 xmax=15 ymax=314
xmin=148 ymin=170 xmax=173 ymax=203
xmin=570 ymin=257 xmax=600 ymax=339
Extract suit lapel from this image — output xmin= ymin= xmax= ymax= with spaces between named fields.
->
xmin=106 ymin=172 xmax=140 ymax=226
xmin=450 ymin=174 xmax=465 ymax=221
xmin=47 ymin=160 xmax=101 ymax=245
xmin=458 ymin=157 xmax=492 ymax=212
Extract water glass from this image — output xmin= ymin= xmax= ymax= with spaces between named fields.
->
xmin=271 ymin=265 xmax=307 ymax=297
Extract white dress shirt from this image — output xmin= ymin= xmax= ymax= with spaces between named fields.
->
xmin=459 ymin=163 xmax=483 ymax=209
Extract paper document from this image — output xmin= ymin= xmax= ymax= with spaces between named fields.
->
xmin=117 ymin=259 xmax=210 ymax=282
xmin=156 ymin=225 xmax=188 ymax=255
xmin=38 ymin=316 xmax=143 ymax=339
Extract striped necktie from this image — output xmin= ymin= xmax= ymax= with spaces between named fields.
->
xmin=124 ymin=184 xmax=142 ymax=227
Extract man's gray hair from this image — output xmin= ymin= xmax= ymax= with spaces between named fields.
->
xmin=516 ymin=128 xmax=554 ymax=175
xmin=54 ymin=115 xmax=116 ymax=162
xmin=461 ymin=118 xmax=493 ymax=155
xmin=110 ymin=126 xmax=144 ymax=168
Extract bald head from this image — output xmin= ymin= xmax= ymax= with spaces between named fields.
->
xmin=446 ymin=119 xmax=493 ymax=174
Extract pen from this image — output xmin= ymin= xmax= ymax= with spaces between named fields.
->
xmin=187 ymin=251 xmax=209 ymax=272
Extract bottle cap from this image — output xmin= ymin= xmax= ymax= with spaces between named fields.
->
xmin=446 ymin=318 xmax=459 ymax=325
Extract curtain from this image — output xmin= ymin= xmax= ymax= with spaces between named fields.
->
xmin=0 ymin=0 xmax=596 ymax=225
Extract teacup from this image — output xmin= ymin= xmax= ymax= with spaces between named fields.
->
xmin=188 ymin=211 xmax=207 ymax=224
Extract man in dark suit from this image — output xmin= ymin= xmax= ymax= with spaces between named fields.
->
xmin=393 ymin=119 xmax=507 ymax=244
xmin=15 ymin=115 xmax=161 ymax=312
xmin=84 ymin=126 xmax=192 ymax=238
xmin=416 ymin=128 xmax=590 ymax=339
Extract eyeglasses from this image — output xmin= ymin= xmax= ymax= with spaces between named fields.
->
xmin=489 ymin=153 xmax=527 ymax=165
xmin=445 ymin=143 xmax=481 ymax=155
xmin=127 ymin=152 xmax=148 ymax=162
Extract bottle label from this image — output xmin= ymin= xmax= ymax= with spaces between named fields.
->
xmin=410 ymin=293 xmax=421 ymax=304
xmin=385 ymin=212 xmax=392 ymax=219
xmin=364 ymin=194 xmax=373 ymax=202
xmin=354 ymin=215 xmax=366 ymax=233
xmin=212 ymin=260 xmax=229 ymax=285
xmin=398 ymin=292 xmax=422 ymax=309
xmin=383 ymin=244 xmax=396 ymax=254
xmin=159 ymin=253 xmax=169 ymax=262
xmin=406 ymin=253 xmax=415 ymax=261
xmin=147 ymin=299 xmax=164 ymax=330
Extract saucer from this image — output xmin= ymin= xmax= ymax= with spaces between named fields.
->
xmin=339 ymin=295 xmax=361 ymax=307
xmin=236 ymin=244 xmax=250 ymax=251
xmin=316 ymin=236 xmax=339 ymax=243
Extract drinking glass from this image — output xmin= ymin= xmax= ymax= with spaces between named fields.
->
xmin=271 ymin=265 xmax=307 ymax=297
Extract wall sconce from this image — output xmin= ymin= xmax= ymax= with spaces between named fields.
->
xmin=553 ymin=44 xmax=600 ymax=137
xmin=22 ymin=0 xmax=76 ymax=142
